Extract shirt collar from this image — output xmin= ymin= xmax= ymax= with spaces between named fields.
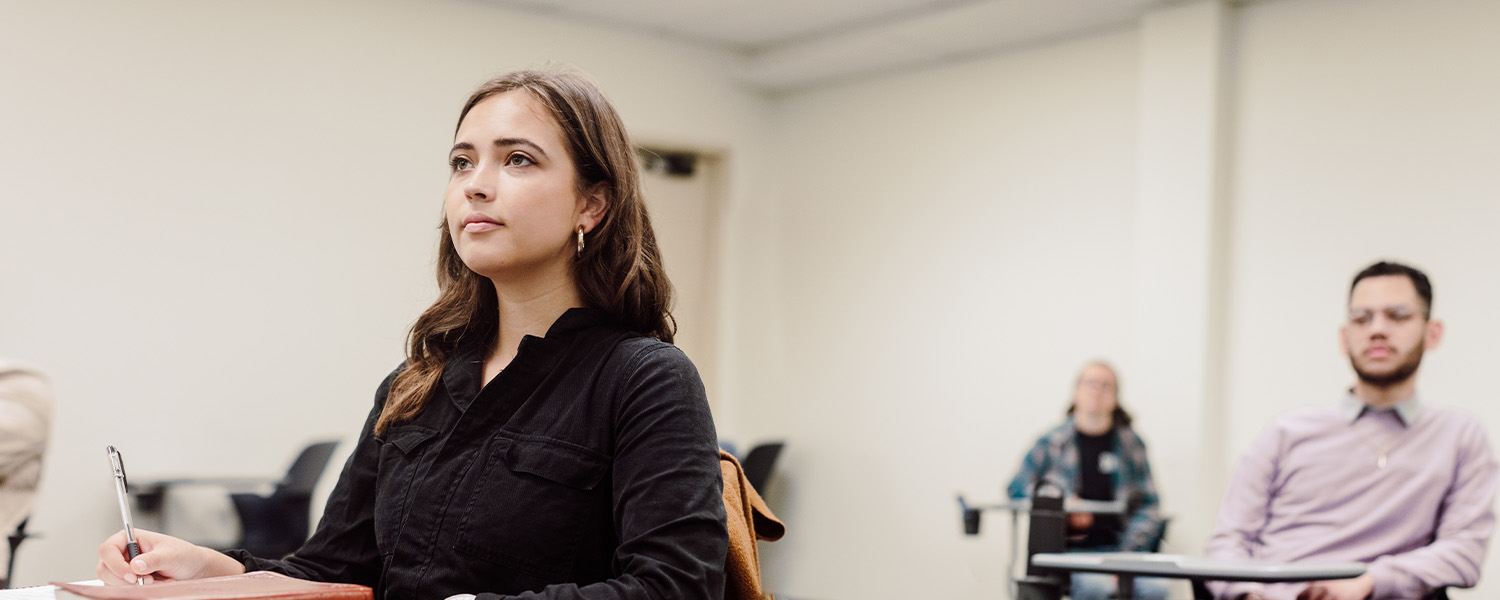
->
xmin=1340 ymin=390 xmax=1422 ymax=427
xmin=441 ymin=307 xmax=615 ymax=411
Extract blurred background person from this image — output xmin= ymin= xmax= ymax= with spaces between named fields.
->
xmin=1205 ymin=261 xmax=1497 ymax=600
xmin=0 ymin=359 xmax=53 ymax=586
xmin=1007 ymin=361 xmax=1168 ymax=600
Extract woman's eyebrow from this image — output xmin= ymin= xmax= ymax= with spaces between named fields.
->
xmin=449 ymin=138 xmax=550 ymax=158
xmin=492 ymin=137 xmax=548 ymax=158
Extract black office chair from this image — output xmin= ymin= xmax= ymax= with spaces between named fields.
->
xmin=3 ymin=517 xmax=33 ymax=589
xmin=224 ymin=440 xmax=339 ymax=558
xmin=739 ymin=441 xmax=784 ymax=496
xmin=1149 ymin=516 xmax=1169 ymax=553
xmin=1016 ymin=486 xmax=1069 ymax=600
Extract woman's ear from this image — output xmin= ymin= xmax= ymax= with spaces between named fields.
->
xmin=580 ymin=183 xmax=610 ymax=232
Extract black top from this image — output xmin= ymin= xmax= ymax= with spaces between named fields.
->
xmin=1074 ymin=428 xmax=1121 ymax=548
xmin=225 ymin=308 xmax=728 ymax=599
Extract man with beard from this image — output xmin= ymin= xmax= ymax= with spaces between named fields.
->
xmin=1205 ymin=261 xmax=1499 ymax=600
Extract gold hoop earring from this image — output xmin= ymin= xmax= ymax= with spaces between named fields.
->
xmin=576 ymin=225 xmax=586 ymax=257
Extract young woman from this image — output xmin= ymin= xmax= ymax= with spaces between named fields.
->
xmin=96 ymin=70 xmax=728 ymax=599
xmin=1007 ymin=361 xmax=1168 ymax=600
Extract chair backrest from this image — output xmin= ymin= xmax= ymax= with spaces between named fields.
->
xmin=274 ymin=440 xmax=339 ymax=498
xmin=1150 ymin=516 xmax=1171 ymax=552
xmin=739 ymin=442 xmax=784 ymax=496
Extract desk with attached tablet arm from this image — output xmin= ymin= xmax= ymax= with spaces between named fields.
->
xmin=958 ymin=493 xmax=1366 ymax=600
xmin=1029 ymin=552 xmax=1365 ymax=600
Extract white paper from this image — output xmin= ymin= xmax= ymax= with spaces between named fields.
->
xmin=0 ymin=580 xmax=102 ymax=600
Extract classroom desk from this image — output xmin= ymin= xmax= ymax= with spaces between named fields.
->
xmin=958 ymin=496 xmax=1125 ymax=599
xmin=1029 ymin=552 xmax=1366 ymax=600
xmin=963 ymin=498 xmax=1127 ymax=518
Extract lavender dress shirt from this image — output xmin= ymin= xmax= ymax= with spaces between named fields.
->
xmin=1205 ymin=394 xmax=1499 ymax=600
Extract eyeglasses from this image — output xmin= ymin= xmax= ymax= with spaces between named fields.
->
xmin=1348 ymin=306 xmax=1418 ymax=327
xmin=1078 ymin=378 xmax=1116 ymax=391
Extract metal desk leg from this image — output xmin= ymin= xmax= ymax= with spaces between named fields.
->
xmin=1008 ymin=509 xmax=1020 ymax=599
xmin=1116 ymin=573 xmax=1135 ymax=600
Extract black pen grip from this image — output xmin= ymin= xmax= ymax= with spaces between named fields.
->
xmin=126 ymin=541 xmax=141 ymax=560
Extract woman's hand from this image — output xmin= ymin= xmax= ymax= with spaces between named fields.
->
xmin=95 ymin=529 xmax=245 ymax=585
xmin=1064 ymin=495 xmax=1095 ymax=532
xmin=1067 ymin=511 xmax=1095 ymax=531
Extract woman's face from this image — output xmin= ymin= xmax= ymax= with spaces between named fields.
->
xmin=1073 ymin=363 xmax=1118 ymax=418
xmin=445 ymin=91 xmax=602 ymax=281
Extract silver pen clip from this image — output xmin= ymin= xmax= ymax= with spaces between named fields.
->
xmin=108 ymin=446 xmax=127 ymax=484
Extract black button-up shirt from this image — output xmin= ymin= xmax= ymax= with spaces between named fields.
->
xmin=227 ymin=309 xmax=727 ymax=599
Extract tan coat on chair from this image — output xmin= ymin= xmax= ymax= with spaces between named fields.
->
xmin=720 ymin=450 xmax=785 ymax=600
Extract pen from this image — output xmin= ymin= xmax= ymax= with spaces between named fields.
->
xmin=106 ymin=445 xmax=145 ymax=585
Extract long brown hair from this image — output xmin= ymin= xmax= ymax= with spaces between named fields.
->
xmin=375 ymin=69 xmax=675 ymax=435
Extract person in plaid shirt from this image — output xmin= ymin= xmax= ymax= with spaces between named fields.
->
xmin=1007 ymin=361 xmax=1168 ymax=600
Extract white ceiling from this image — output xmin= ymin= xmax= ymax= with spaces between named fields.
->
xmin=477 ymin=0 xmax=1170 ymax=91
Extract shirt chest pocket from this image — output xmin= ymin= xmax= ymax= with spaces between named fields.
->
xmin=373 ymin=425 xmax=440 ymax=552
xmin=454 ymin=436 xmax=609 ymax=581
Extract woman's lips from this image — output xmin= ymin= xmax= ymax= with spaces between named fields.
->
xmin=462 ymin=213 xmax=501 ymax=233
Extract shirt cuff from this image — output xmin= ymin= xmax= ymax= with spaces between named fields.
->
xmin=219 ymin=548 xmax=270 ymax=572
xmin=1365 ymin=559 xmax=1414 ymax=600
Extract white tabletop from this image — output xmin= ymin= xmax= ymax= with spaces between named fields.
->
xmin=1030 ymin=552 xmax=1367 ymax=583
xmin=969 ymin=498 xmax=1127 ymax=515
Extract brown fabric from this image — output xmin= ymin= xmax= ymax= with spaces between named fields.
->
xmin=720 ymin=449 xmax=785 ymax=600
